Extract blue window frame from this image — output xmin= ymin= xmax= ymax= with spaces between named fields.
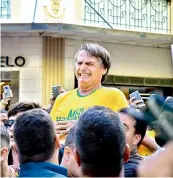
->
xmin=0 ymin=0 xmax=11 ymax=19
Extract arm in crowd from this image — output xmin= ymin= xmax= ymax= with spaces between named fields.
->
xmin=0 ymin=99 xmax=8 ymax=110
xmin=142 ymin=134 xmax=160 ymax=152
xmin=138 ymin=141 xmax=173 ymax=177
xmin=0 ymin=90 xmax=13 ymax=110
xmin=129 ymin=96 xmax=160 ymax=153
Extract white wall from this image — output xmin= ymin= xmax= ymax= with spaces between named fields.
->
xmin=1 ymin=37 xmax=43 ymax=103
xmin=106 ymin=43 xmax=173 ymax=78
xmin=64 ymin=38 xmax=173 ymax=90
xmin=0 ymin=0 xmax=78 ymax=23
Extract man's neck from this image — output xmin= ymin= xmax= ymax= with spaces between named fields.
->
xmin=47 ymin=150 xmax=59 ymax=165
xmin=130 ymin=148 xmax=138 ymax=155
xmin=78 ymin=84 xmax=102 ymax=96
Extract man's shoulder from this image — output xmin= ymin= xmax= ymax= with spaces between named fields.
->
xmin=20 ymin=171 xmax=67 ymax=177
xmin=101 ymin=87 xmax=124 ymax=96
xmin=100 ymin=87 xmax=129 ymax=109
xmin=19 ymin=162 xmax=68 ymax=177
xmin=56 ymin=89 xmax=77 ymax=100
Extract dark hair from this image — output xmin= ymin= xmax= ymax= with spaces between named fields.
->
xmin=120 ymin=107 xmax=147 ymax=147
xmin=65 ymin=127 xmax=75 ymax=149
xmin=8 ymin=102 xmax=41 ymax=118
xmin=13 ymin=109 xmax=56 ymax=163
xmin=0 ymin=125 xmax=10 ymax=150
xmin=75 ymin=106 xmax=125 ymax=177
xmin=74 ymin=43 xmax=111 ymax=82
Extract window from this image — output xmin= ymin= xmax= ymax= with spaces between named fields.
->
xmin=0 ymin=0 xmax=11 ymax=19
xmin=1 ymin=71 xmax=19 ymax=104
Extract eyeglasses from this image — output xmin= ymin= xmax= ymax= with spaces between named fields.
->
xmin=4 ymin=120 xmax=15 ymax=129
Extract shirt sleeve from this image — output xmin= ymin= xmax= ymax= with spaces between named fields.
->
xmin=50 ymin=94 xmax=64 ymax=122
xmin=110 ymin=89 xmax=129 ymax=112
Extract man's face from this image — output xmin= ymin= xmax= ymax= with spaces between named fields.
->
xmin=0 ymin=113 xmax=8 ymax=125
xmin=75 ymin=50 xmax=106 ymax=88
xmin=119 ymin=113 xmax=139 ymax=151
xmin=61 ymin=146 xmax=81 ymax=177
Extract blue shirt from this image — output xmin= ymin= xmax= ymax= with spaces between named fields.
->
xmin=19 ymin=161 xmax=67 ymax=177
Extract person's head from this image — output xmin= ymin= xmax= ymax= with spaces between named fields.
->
xmin=0 ymin=109 xmax=8 ymax=125
xmin=8 ymin=101 xmax=41 ymax=119
xmin=155 ymin=96 xmax=173 ymax=147
xmin=13 ymin=109 xmax=60 ymax=164
xmin=61 ymin=127 xmax=81 ymax=177
xmin=7 ymin=102 xmax=40 ymax=147
xmin=74 ymin=43 xmax=111 ymax=89
xmin=0 ymin=125 xmax=10 ymax=163
xmin=74 ymin=106 xmax=129 ymax=177
xmin=119 ymin=108 xmax=147 ymax=152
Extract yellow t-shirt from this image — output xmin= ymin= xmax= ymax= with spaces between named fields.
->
xmin=50 ymin=87 xmax=128 ymax=122
xmin=138 ymin=130 xmax=156 ymax=156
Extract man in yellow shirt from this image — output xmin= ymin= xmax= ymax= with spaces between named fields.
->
xmin=50 ymin=43 xmax=128 ymax=140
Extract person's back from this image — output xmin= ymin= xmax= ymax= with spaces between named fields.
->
xmin=6 ymin=101 xmax=41 ymax=175
xmin=19 ymin=162 xmax=67 ymax=177
xmin=13 ymin=109 xmax=67 ymax=177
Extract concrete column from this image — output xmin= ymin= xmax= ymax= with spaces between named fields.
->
xmin=171 ymin=1 xmax=173 ymax=34
xmin=42 ymin=37 xmax=65 ymax=105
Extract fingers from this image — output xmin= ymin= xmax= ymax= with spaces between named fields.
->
xmin=55 ymin=121 xmax=75 ymax=135
xmin=55 ymin=121 xmax=70 ymax=134
xmin=58 ymin=87 xmax=66 ymax=93
xmin=133 ymin=99 xmax=144 ymax=105
xmin=55 ymin=121 xmax=69 ymax=125
xmin=59 ymin=126 xmax=71 ymax=138
xmin=129 ymin=97 xmax=135 ymax=104
xmin=59 ymin=130 xmax=68 ymax=138
xmin=50 ymin=93 xmax=54 ymax=99
xmin=56 ymin=125 xmax=69 ymax=133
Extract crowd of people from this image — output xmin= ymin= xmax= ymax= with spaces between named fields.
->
xmin=0 ymin=43 xmax=173 ymax=177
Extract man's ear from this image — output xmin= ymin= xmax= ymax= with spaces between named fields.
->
xmin=124 ymin=144 xmax=130 ymax=163
xmin=63 ymin=146 xmax=73 ymax=161
xmin=133 ymin=134 xmax=141 ymax=146
xmin=74 ymin=149 xmax=80 ymax=167
xmin=55 ymin=135 xmax=61 ymax=149
xmin=0 ymin=147 xmax=8 ymax=161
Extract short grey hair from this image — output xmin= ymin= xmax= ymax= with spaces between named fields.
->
xmin=74 ymin=43 xmax=111 ymax=82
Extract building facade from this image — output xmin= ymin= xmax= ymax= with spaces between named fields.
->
xmin=1 ymin=0 xmax=173 ymax=105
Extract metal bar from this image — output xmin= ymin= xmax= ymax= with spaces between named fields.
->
xmin=32 ymin=0 xmax=38 ymax=23
xmin=84 ymin=0 xmax=113 ymax=29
